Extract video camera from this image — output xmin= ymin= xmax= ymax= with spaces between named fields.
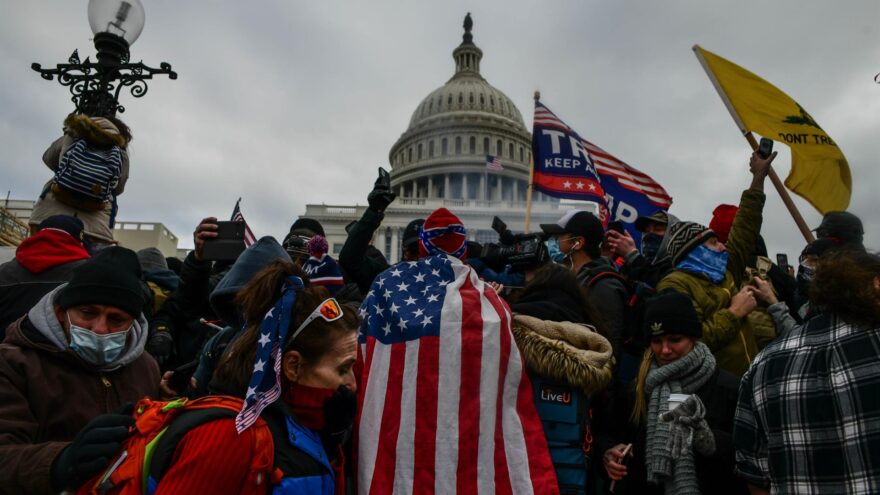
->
xmin=479 ymin=216 xmax=549 ymax=272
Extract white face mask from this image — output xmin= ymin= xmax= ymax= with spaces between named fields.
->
xmin=67 ymin=312 xmax=130 ymax=366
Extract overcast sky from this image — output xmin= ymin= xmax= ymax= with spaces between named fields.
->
xmin=2 ymin=1 xmax=878 ymax=256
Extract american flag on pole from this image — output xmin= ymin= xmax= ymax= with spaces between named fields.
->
xmin=356 ymin=255 xmax=558 ymax=494
xmin=231 ymin=197 xmax=257 ymax=247
xmin=486 ymin=154 xmax=504 ymax=172
xmin=533 ymin=100 xmax=672 ymax=240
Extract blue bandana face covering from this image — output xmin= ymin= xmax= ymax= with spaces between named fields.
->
xmin=676 ymin=244 xmax=729 ymax=284
xmin=640 ymin=233 xmax=663 ymax=260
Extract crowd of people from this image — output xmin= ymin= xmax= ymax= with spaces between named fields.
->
xmin=0 ymin=115 xmax=878 ymax=494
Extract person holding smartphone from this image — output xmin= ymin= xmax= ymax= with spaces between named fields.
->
xmin=594 ymin=290 xmax=745 ymax=494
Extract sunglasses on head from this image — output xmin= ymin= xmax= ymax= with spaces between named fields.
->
xmin=289 ymin=298 xmax=344 ymax=342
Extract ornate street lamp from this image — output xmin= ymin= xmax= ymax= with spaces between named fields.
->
xmin=30 ymin=0 xmax=177 ymax=117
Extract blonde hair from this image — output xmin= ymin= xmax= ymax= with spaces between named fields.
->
xmin=630 ymin=348 xmax=655 ymax=425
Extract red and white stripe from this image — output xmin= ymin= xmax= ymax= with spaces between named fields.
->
xmin=231 ymin=210 xmax=257 ymax=247
xmin=357 ymin=261 xmax=558 ymax=494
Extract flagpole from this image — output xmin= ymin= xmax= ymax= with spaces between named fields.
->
xmin=693 ymin=45 xmax=815 ymax=243
xmin=524 ymin=91 xmax=540 ymax=233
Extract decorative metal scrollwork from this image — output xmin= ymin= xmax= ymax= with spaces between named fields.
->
xmin=32 ymin=48 xmax=176 ymax=116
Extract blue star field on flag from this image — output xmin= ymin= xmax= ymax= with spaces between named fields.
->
xmin=359 ymin=255 xmax=455 ymax=344
xmin=235 ymin=275 xmax=304 ymax=433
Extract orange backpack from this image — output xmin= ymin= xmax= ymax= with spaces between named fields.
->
xmin=75 ymin=396 xmax=275 ymax=495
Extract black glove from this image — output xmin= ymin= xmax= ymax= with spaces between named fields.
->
xmin=367 ymin=173 xmax=396 ymax=213
xmin=146 ymin=325 xmax=174 ymax=366
xmin=50 ymin=413 xmax=135 ymax=492
xmin=320 ymin=386 xmax=357 ymax=460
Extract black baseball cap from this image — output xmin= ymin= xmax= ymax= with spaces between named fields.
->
xmin=813 ymin=211 xmax=863 ymax=245
xmin=540 ymin=210 xmax=604 ymax=247
xmin=403 ymin=218 xmax=425 ymax=248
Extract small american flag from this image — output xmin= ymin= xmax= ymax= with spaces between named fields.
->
xmin=486 ymin=154 xmax=504 ymax=172
xmin=357 ymin=255 xmax=558 ymax=494
xmin=235 ymin=275 xmax=304 ymax=432
xmin=231 ymin=197 xmax=257 ymax=247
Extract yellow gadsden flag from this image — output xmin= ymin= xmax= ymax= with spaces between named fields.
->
xmin=694 ymin=45 xmax=851 ymax=213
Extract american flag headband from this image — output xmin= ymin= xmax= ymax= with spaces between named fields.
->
xmin=419 ymin=224 xmax=467 ymax=258
xmin=235 ymin=275 xmax=304 ymax=433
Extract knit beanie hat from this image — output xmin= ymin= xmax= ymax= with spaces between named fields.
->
xmin=709 ymin=204 xmax=738 ymax=244
xmin=57 ymin=246 xmax=145 ymax=318
xmin=302 ymin=235 xmax=344 ymax=294
xmin=136 ymin=247 xmax=168 ymax=274
xmin=665 ymin=221 xmax=717 ymax=266
xmin=418 ymin=208 xmax=467 ymax=259
xmin=643 ymin=290 xmax=702 ymax=341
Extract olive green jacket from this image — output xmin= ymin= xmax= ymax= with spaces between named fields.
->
xmin=657 ymin=189 xmax=765 ymax=376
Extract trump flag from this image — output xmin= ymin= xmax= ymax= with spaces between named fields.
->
xmin=532 ymin=100 xmax=672 ymax=239
xmin=356 ymin=254 xmax=558 ymax=494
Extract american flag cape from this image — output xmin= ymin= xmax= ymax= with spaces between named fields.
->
xmin=235 ymin=275 xmax=304 ymax=433
xmin=533 ymin=100 xmax=672 ymax=241
xmin=231 ymin=197 xmax=257 ymax=247
xmin=356 ymin=255 xmax=558 ymax=494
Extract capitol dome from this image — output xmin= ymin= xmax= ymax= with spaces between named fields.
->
xmin=389 ymin=14 xmax=537 ymax=205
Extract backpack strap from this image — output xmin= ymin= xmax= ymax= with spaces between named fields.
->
xmin=582 ymin=270 xmax=629 ymax=290
xmin=147 ymin=407 xmax=239 ymax=483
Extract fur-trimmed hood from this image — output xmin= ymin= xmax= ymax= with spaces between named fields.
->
xmin=63 ymin=114 xmax=127 ymax=149
xmin=511 ymin=314 xmax=614 ymax=396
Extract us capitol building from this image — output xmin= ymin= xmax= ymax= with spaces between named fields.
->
xmin=303 ymin=14 xmax=594 ymax=262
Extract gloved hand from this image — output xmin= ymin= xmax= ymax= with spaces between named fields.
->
xmin=50 ymin=413 xmax=135 ymax=491
xmin=147 ymin=325 xmax=174 ymax=366
xmin=367 ymin=171 xmax=396 ymax=213
xmin=320 ymin=385 xmax=357 ymax=460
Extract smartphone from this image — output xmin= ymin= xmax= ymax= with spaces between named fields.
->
xmin=202 ymin=221 xmax=246 ymax=261
xmin=168 ymin=360 xmax=199 ymax=394
xmin=377 ymin=166 xmax=391 ymax=188
xmin=758 ymin=137 xmax=774 ymax=159
xmin=776 ymin=253 xmax=789 ymax=271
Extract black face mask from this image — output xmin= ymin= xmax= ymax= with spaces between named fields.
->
xmin=641 ymin=233 xmax=663 ymax=260
xmin=796 ymin=262 xmax=814 ymax=296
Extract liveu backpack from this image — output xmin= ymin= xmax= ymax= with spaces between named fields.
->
xmin=51 ymin=139 xmax=122 ymax=211
xmin=75 ymin=396 xmax=275 ymax=495
xmin=532 ymin=377 xmax=593 ymax=495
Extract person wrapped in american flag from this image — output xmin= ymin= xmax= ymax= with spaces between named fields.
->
xmin=356 ymin=207 xmax=559 ymax=494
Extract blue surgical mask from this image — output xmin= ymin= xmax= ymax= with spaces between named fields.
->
xmin=640 ymin=233 xmax=663 ymax=260
xmin=67 ymin=313 xmax=129 ymax=366
xmin=676 ymin=245 xmax=729 ymax=284
xmin=546 ymin=236 xmax=576 ymax=264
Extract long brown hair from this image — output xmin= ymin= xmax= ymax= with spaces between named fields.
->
xmin=811 ymin=249 xmax=880 ymax=327
xmin=213 ymin=260 xmax=359 ymax=395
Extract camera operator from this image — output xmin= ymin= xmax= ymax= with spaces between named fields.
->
xmin=541 ymin=210 xmax=628 ymax=359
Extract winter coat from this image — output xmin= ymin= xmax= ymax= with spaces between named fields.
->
xmin=29 ymin=115 xmax=131 ymax=242
xmin=576 ymin=257 xmax=629 ymax=360
xmin=338 ymin=208 xmax=389 ymax=295
xmin=0 ymin=229 xmax=89 ymax=336
xmin=0 ymin=288 xmax=159 ymax=494
xmin=592 ymin=367 xmax=745 ymax=495
xmin=147 ymin=401 xmax=342 ymax=494
xmin=511 ymin=315 xmax=614 ymax=397
xmin=656 ymin=190 xmax=765 ymax=376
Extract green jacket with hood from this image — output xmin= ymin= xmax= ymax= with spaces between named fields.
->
xmin=656 ymin=189 xmax=765 ymax=376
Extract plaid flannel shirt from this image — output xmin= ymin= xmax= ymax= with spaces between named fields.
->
xmin=734 ymin=311 xmax=880 ymax=494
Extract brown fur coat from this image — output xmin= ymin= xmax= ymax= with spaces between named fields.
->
xmin=511 ymin=314 xmax=614 ymax=396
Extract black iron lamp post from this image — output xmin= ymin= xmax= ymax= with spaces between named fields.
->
xmin=31 ymin=0 xmax=177 ymax=117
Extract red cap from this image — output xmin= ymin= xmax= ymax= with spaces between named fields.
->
xmin=418 ymin=208 xmax=468 ymax=260
xmin=709 ymin=204 xmax=738 ymax=243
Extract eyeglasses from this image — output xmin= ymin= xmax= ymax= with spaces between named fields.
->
xmin=290 ymin=298 xmax=344 ymax=342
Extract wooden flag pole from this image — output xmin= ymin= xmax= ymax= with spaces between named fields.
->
xmin=524 ymin=90 xmax=540 ymax=233
xmin=693 ymin=45 xmax=814 ymax=243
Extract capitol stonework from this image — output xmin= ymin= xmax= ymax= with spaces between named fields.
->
xmin=302 ymin=14 xmax=592 ymax=262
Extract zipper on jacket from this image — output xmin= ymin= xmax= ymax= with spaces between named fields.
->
xmin=101 ymin=374 xmax=113 ymax=412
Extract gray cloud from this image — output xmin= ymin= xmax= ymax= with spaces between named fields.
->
xmin=2 ymin=0 xmax=878 ymax=256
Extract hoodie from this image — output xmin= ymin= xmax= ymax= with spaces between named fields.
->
xmin=0 ymin=231 xmax=89 ymax=336
xmin=0 ymin=289 xmax=158 ymax=495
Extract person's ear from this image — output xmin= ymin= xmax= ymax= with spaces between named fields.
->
xmin=283 ymin=350 xmax=304 ymax=383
